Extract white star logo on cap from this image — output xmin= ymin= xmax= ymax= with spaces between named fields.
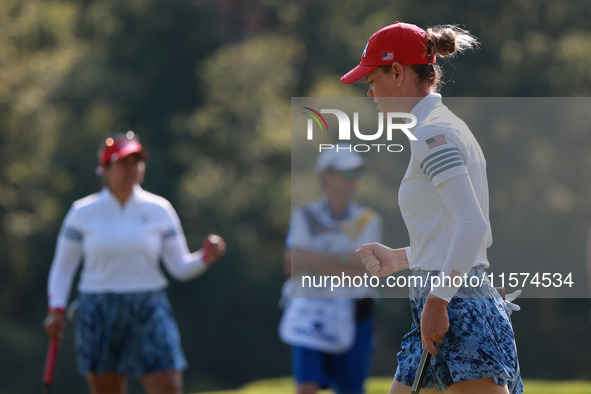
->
xmin=362 ymin=41 xmax=369 ymax=58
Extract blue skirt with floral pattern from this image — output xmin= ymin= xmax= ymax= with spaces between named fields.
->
xmin=75 ymin=290 xmax=187 ymax=376
xmin=394 ymin=266 xmax=524 ymax=393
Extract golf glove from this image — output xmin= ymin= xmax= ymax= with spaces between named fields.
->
xmin=505 ymin=290 xmax=521 ymax=314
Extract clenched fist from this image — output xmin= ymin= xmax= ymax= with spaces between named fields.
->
xmin=202 ymin=234 xmax=226 ymax=265
xmin=355 ymin=243 xmax=409 ymax=276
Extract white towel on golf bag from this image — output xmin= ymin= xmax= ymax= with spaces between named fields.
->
xmin=279 ymin=297 xmax=355 ymax=354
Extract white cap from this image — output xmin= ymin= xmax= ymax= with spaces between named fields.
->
xmin=315 ymin=148 xmax=364 ymax=173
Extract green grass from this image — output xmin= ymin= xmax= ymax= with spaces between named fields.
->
xmin=193 ymin=377 xmax=591 ymax=394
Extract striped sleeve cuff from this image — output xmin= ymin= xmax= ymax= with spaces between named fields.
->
xmin=60 ymin=226 xmax=83 ymax=242
xmin=162 ymin=227 xmax=183 ymax=241
xmin=419 ymin=147 xmax=468 ymax=187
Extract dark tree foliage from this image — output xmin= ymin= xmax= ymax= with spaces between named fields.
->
xmin=1 ymin=0 xmax=590 ymax=392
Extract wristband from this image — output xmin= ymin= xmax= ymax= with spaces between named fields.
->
xmin=202 ymin=239 xmax=213 ymax=265
xmin=48 ymin=307 xmax=66 ymax=315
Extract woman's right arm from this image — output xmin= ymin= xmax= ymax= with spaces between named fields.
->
xmin=44 ymin=224 xmax=84 ymax=341
xmin=355 ymin=243 xmax=410 ymax=276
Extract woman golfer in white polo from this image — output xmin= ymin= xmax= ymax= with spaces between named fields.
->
xmin=342 ymin=22 xmax=524 ymax=393
xmin=43 ymin=132 xmax=226 ymax=394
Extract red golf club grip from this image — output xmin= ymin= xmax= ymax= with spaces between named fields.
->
xmin=42 ymin=339 xmax=60 ymax=387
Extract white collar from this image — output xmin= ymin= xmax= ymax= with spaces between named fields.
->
xmin=410 ymin=93 xmax=442 ymax=120
xmin=101 ymin=184 xmax=143 ymax=208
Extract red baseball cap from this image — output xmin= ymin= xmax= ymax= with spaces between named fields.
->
xmin=98 ymin=132 xmax=149 ymax=166
xmin=341 ymin=22 xmax=435 ymax=84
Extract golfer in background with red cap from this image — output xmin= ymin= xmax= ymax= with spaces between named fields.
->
xmin=43 ymin=132 xmax=226 ymax=394
xmin=344 ymin=23 xmax=524 ymax=393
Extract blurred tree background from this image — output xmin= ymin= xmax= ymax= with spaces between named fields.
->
xmin=1 ymin=0 xmax=590 ymax=392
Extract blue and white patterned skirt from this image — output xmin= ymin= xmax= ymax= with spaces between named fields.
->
xmin=394 ymin=266 xmax=524 ymax=393
xmin=75 ymin=290 xmax=187 ymax=376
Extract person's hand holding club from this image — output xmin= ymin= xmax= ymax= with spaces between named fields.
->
xmin=42 ymin=308 xmax=65 ymax=393
xmin=43 ymin=308 xmax=65 ymax=343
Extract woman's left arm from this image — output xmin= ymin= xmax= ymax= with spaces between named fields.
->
xmin=430 ymin=173 xmax=489 ymax=301
xmin=161 ymin=232 xmax=226 ymax=281
xmin=160 ymin=204 xmax=225 ymax=281
xmin=161 ymin=233 xmax=208 ymax=281
xmin=421 ymin=173 xmax=488 ymax=355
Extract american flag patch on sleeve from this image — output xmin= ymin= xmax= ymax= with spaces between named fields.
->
xmin=426 ymin=134 xmax=447 ymax=149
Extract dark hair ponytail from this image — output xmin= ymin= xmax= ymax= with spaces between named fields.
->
xmin=412 ymin=25 xmax=479 ymax=92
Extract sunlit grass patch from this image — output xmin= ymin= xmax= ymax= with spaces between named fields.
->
xmin=193 ymin=377 xmax=591 ymax=394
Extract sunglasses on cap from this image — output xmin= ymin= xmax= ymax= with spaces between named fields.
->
xmin=329 ymin=167 xmax=366 ymax=179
